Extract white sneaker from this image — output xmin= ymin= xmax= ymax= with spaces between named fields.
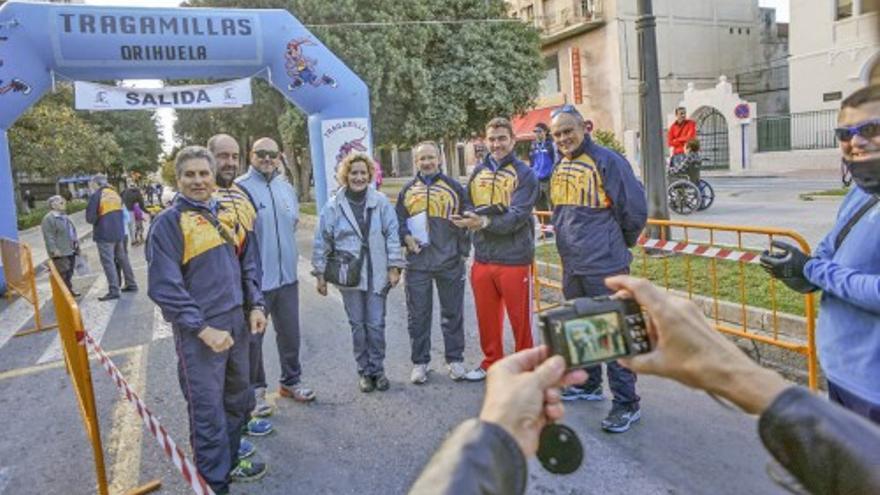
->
xmin=410 ymin=364 xmax=429 ymax=384
xmin=253 ymin=387 xmax=274 ymax=418
xmin=463 ymin=367 xmax=487 ymax=382
xmin=447 ymin=361 xmax=467 ymax=381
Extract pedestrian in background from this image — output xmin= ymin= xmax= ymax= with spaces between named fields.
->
xmin=312 ymin=152 xmax=405 ymax=393
xmin=40 ymin=195 xmax=80 ymax=296
xmin=85 ymin=173 xmax=137 ymax=301
xmin=528 ymin=122 xmax=557 ymax=212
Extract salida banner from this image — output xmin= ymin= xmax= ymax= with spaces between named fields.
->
xmin=74 ymin=78 xmax=253 ymax=111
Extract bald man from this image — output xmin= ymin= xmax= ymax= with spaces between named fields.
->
xmin=236 ymin=138 xmax=317 ymax=405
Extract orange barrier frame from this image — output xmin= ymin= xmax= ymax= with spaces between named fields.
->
xmin=0 ymin=238 xmax=58 ymax=336
xmin=532 ymin=213 xmax=819 ymax=391
xmin=49 ymin=260 xmax=161 ymax=495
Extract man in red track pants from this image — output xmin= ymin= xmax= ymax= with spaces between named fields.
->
xmin=452 ymin=117 xmax=539 ymax=381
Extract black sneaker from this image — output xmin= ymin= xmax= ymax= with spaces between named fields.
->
xmin=98 ymin=293 xmax=119 ymax=301
xmin=121 ymin=285 xmax=138 ymax=293
xmin=601 ymin=406 xmax=641 ymax=433
xmin=561 ymin=386 xmax=604 ymax=402
xmin=358 ymin=375 xmax=375 ymax=393
xmin=230 ymin=459 xmax=267 ymax=483
xmin=374 ymin=374 xmax=390 ymax=391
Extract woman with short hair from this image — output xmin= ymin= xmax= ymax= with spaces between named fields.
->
xmin=312 ymin=153 xmax=405 ymax=393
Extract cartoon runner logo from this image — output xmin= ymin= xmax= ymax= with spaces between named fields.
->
xmin=335 ymin=131 xmax=368 ymax=164
xmin=0 ymin=35 xmax=32 ymax=95
xmin=284 ymin=38 xmax=337 ymax=90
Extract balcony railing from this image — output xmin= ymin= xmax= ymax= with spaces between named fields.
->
xmin=540 ymin=0 xmax=603 ymax=37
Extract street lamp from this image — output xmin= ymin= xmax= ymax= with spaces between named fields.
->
xmin=636 ymin=0 xmax=670 ymax=229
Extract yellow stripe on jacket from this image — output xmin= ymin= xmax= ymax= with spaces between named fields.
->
xmin=180 ymin=211 xmax=233 ymax=265
xmin=550 ymin=154 xmax=611 ymax=209
xmin=215 ymin=185 xmax=256 ymax=249
xmin=469 ymin=166 xmax=518 ymax=208
xmin=98 ymin=189 xmax=123 ymax=216
xmin=403 ymin=181 xmax=461 ymax=219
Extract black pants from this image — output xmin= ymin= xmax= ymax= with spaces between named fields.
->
xmin=562 ymin=271 xmax=640 ymax=410
xmin=251 ymin=282 xmax=302 ymax=389
xmin=174 ymin=308 xmax=252 ymax=493
xmin=51 ymin=255 xmax=75 ymax=292
xmin=828 ymin=379 xmax=880 ymax=426
xmin=405 ymin=262 xmax=466 ymax=365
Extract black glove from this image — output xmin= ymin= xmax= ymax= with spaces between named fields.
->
xmin=759 ymin=240 xmax=818 ymax=294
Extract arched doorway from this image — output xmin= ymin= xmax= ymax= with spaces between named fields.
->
xmin=693 ymin=106 xmax=729 ymax=170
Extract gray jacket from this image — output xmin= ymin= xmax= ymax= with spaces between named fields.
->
xmin=312 ymin=187 xmax=405 ymax=294
xmin=236 ymin=166 xmax=299 ymax=291
xmin=40 ymin=212 xmax=78 ymax=258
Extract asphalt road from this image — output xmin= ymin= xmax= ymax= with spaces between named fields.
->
xmin=0 ymin=222 xmax=789 ymax=495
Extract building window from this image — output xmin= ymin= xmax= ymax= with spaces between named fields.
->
xmin=836 ymin=0 xmax=853 ymax=20
xmin=523 ymin=5 xmax=534 ymax=21
xmin=539 ymin=53 xmax=560 ymax=97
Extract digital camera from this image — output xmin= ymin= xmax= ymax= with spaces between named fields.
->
xmin=538 ymin=296 xmax=651 ymax=370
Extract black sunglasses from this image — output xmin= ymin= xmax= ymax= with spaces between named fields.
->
xmin=254 ymin=150 xmax=279 ymax=159
xmin=834 ymin=119 xmax=880 ymax=142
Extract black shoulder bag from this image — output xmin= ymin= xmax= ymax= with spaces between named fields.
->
xmin=324 ymin=207 xmax=373 ymax=287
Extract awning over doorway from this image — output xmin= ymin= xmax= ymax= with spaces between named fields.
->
xmin=512 ymin=106 xmax=554 ymax=141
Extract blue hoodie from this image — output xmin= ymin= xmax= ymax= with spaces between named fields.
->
xmin=529 ymin=138 xmax=557 ymax=181
xmin=236 ymin=167 xmax=299 ymax=292
xmin=804 ymin=187 xmax=880 ymax=404
xmin=550 ymin=135 xmax=647 ymax=276
xmin=146 ymin=195 xmax=263 ymax=335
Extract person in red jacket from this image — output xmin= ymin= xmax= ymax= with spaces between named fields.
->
xmin=667 ymin=107 xmax=696 ymax=157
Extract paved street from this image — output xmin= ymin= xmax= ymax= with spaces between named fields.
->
xmin=0 ymin=214 xmax=794 ymax=495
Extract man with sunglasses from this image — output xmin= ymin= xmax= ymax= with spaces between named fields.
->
xmin=237 ymin=138 xmax=318 ymax=408
xmin=548 ymin=104 xmax=647 ymax=433
xmin=761 ymin=85 xmax=880 ymax=425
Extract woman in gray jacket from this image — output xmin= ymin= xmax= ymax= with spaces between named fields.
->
xmin=312 ymin=153 xmax=405 ymax=393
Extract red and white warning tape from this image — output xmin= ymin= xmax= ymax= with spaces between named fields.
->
xmin=83 ymin=332 xmax=214 ymax=495
xmin=537 ymin=223 xmax=760 ymax=264
xmin=637 ymin=237 xmax=761 ymax=264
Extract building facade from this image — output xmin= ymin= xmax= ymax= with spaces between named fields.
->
xmin=509 ymin=0 xmax=782 ymax=169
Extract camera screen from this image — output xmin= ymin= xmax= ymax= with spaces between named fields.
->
xmin=561 ymin=311 xmax=628 ymax=366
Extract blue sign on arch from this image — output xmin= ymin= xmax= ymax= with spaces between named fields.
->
xmin=0 ymin=1 xmax=372 ymax=292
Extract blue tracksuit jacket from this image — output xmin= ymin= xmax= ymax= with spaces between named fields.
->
xmin=146 ymin=195 xmax=264 ymax=334
xmin=550 ymin=136 xmax=647 ymax=276
xmin=85 ymin=186 xmax=125 ymax=243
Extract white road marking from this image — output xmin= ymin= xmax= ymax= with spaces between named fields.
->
xmin=38 ymin=276 xmax=115 ymax=364
xmin=0 ymin=283 xmax=51 ymax=350
xmin=151 ymin=306 xmax=172 ymax=341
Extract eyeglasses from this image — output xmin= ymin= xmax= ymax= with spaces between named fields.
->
xmin=254 ymin=150 xmax=279 ymax=159
xmin=834 ymin=119 xmax=880 ymax=142
xmin=550 ymin=104 xmax=582 ymax=119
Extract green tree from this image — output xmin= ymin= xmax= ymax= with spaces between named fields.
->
xmin=9 ymin=90 xmax=121 ymax=179
xmin=81 ymin=109 xmax=163 ymax=179
xmin=179 ymin=0 xmax=543 ymax=176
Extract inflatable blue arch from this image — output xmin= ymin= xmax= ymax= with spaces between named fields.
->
xmin=0 ymin=1 xmax=372 ymax=292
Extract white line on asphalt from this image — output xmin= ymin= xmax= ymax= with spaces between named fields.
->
xmin=107 ymin=344 xmax=147 ymax=494
xmin=38 ymin=276 xmax=115 ymax=364
xmin=151 ymin=306 xmax=172 ymax=341
xmin=0 ymin=283 xmax=50 ymax=351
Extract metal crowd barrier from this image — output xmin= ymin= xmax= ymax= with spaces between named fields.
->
xmin=1 ymin=237 xmax=58 ymax=336
xmin=532 ymin=212 xmax=819 ymax=391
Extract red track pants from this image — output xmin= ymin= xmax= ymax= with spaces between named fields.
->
xmin=470 ymin=261 xmax=533 ymax=371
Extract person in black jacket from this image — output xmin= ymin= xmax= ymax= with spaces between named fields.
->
xmin=410 ymin=276 xmax=880 ymax=495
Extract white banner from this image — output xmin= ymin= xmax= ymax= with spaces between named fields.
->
xmin=321 ymin=118 xmax=372 ymax=195
xmin=74 ymin=78 xmax=253 ymax=111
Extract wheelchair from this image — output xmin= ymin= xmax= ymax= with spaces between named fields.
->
xmin=666 ymin=155 xmax=714 ymax=215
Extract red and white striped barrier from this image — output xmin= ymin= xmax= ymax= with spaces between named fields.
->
xmin=83 ymin=332 xmax=214 ymax=495
xmin=637 ymin=237 xmax=761 ymax=264
xmin=536 ymin=223 xmax=761 ymax=265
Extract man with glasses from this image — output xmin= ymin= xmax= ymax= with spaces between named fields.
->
xmin=761 ymin=85 xmax=880 ymax=425
xmin=548 ymin=104 xmax=647 ymax=433
xmin=237 ymin=138 xmax=317 ymax=409
xmin=529 ymin=123 xmax=557 ymax=212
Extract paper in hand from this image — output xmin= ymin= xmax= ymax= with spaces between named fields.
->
xmin=406 ymin=212 xmax=430 ymax=246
